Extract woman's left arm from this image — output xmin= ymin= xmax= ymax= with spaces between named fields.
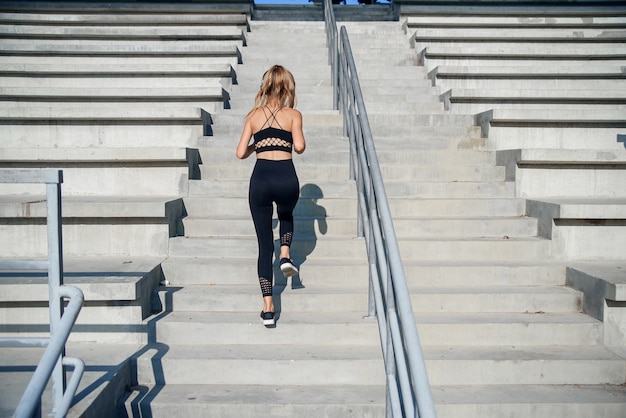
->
xmin=292 ymin=110 xmax=306 ymax=154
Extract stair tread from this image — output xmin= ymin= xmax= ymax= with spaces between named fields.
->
xmin=134 ymin=383 xmax=385 ymax=405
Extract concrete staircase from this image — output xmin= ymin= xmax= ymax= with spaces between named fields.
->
xmin=0 ymin=1 xmax=625 ymax=417
xmin=124 ymin=19 xmax=387 ymax=417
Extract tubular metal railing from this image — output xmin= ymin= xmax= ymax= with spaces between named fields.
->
xmin=323 ymin=1 xmax=437 ymax=417
xmin=0 ymin=170 xmax=84 ymax=418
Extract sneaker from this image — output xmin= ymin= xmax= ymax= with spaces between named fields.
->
xmin=260 ymin=311 xmax=275 ymax=327
xmin=279 ymin=258 xmax=298 ymax=278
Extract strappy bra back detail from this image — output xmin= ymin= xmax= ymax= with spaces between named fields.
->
xmin=253 ymin=106 xmax=293 ymax=154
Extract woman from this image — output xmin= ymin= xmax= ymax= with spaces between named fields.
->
xmin=236 ymin=65 xmax=306 ymax=328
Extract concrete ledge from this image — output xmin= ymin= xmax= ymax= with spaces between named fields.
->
xmin=0 ymin=86 xmax=227 ymax=102
xmin=0 ymin=146 xmax=201 ymax=184
xmin=441 ymin=88 xmax=626 ymax=110
xmin=567 ymin=263 xmax=626 ymax=319
xmin=0 ymin=42 xmax=243 ymax=63
xmin=416 ymin=46 xmax=626 ymax=65
xmin=0 ymin=1 xmax=253 ymax=14
xmin=566 ymin=263 xmax=626 ymax=346
xmin=0 ymin=12 xmax=250 ymax=28
xmin=429 ymin=65 xmax=626 ymax=84
xmin=405 ymin=15 xmax=626 ymax=28
xmin=478 ymin=107 xmax=626 ymax=133
xmin=496 ymin=148 xmax=626 ymax=181
xmin=0 ymin=62 xmax=237 ymax=82
xmin=3 ymin=194 xmax=185 ymax=230
xmin=525 ymin=198 xmax=626 ymax=244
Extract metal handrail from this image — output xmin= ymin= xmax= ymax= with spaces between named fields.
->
xmin=323 ymin=1 xmax=437 ymax=417
xmin=0 ymin=170 xmax=84 ymax=418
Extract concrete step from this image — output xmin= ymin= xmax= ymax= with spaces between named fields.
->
xmin=182 ymin=216 xmax=356 ymax=238
xmin=156 ymin=284 xmax=369 ymax=314
xmin=0 ymin=256 xmax=163 ymax=343
xmin=387 ymin=197 xmax=525 ymax=217
xmin=198 ymin=162 xmax=503 ymax=182
xmin=126 ymin=383 xmax=384 ymax=418
xmin=167 ymin=236 xmax=366 ymax=260
xmin=0 ymin=55 xmax=241 ymax=67
xmin=411 ymin=27 xmax=626 ymax=41
xmin=153 ymin=310 xmax=378 ymax=346
xmin=424 ymin=345 xmax=626 ymax=386
xmin=404 ymin=15 xmax=626 ymax=27
xmin=0 ymin=76 xmax=230 ymax=89
xmin=157 ymin=282 xmax=581 ymax=315
xmin=152 ymin=309 xmax=601 ymax=347
xmin=397 ymin=237 xmax=552 ymax=262
xmin=0 ymin=343 xmax=140 ymax=418
xmin=432 ymin=384 xmax=626 ymax=418
xmin=134 ymin=343 xmax=384 ymax=386
xmin=382 ymin=179 xmax=515 ymax=198
xmin=160 ymin=256 xmax=368 ymax=286
xmin=181 ymin=195 xmax=357 ymax=218
xmin=0 ymin=122 xmax=205 ymax=148
xmin=188 ymin=179 xmax=356 ymax=199
xmin=402 ymin=262 xmax=566 ymax=287
xmin=0 ymin=24 xmax=246 ymax=40
xmin=0 ymin=12 xmax=250 ymax=26
xmin=409 ymin=285 xmax=582 ymax=313
xmin=415 ymin=42 xmax=626 ymax=57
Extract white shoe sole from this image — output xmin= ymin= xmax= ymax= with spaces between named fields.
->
xmin=280 ymin=262 xmax=298 ymax=278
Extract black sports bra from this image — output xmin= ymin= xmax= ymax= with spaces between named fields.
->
xmin=253 ymin=106 xmax=293 ymax=154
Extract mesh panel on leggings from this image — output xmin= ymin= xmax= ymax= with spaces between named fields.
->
xmin=280 ymin=231 xmax=293 ymax=247
xmin=259 ymin=276 xmax=272 ymax=297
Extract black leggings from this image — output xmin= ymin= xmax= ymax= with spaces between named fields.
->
xmin=249 ymin=159 xmax=299 ymax=297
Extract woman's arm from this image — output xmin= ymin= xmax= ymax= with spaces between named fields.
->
xmin=236 ymin=113 xmax=255 ymax=159
xmin=291 ymin=110 xmax=306 ymax=154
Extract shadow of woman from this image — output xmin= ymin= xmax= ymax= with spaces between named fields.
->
xmin=273 ymin=183 xmax=327 ymax=291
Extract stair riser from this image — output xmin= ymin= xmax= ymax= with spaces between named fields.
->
xmin=0 ymin=166 xmax=189 ymax=197
xmin=145 ymin=404 xmax=384 ymax=418
xmin=181 ymin=217 xmax=537 ymax=239
xmin=200 ymin=164 xmax=352 ymax=181
xmin=154 ymin=322 xmax=379 ymax=346
xmin=425 ymin=359 xmax=626 ymax=386
xmin=135 ymin=359 xmax=384 ymax=386
xmin=134 ymin=356 xmax=623 ymax=387
xmin=183 ymin=218 xmax=358 ymax=238
xmin=403 ymin=265 xmax=566 ymax=287
xmin=435 ymin=403 xmax=626 ymax=418
xmin=398 ymin=240 xmax=552 ymax=262
xmin=410 ymin=292 xmax=582 ymax=313
xmin=160 ymin=290 xmax=368 ymax=313
xmin=0 ymin=224 xmax=169 ymax=257
xmin=394 ymin=218 xmax=537 ymax=238
xmin=388 ymin=198 xmax=525 ymax=217
xmin=161 ymin=260 xmax=368 ymax=286
xmin=384 ymin=181 xmax=515 ymax=199
xmin=182 ymin=197 xmax=358 ymax=218
xmin=0 ymin=124 xmax=204 ymax=148
xmin=168 ymin=237 xmax=366 ymax=260
xmin=189 ymin=180 xmax=356 ymax=199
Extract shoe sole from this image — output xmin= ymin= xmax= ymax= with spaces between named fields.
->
xmin=280 ymin=263 xmax=298 ymax=278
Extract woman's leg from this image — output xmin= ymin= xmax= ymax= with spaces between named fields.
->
xmin=249 ymin=163 xmax=275 ymax=313
xmin=275 ymin=161 xmax=300 ymax=268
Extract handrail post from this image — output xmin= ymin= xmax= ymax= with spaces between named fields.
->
xmin=47 ymin=179 xmax=66 ymax=414
xmin=0 ymin=170 xmax=84 ymax=418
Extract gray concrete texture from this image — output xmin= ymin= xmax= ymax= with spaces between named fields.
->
xmin=1 ymin=2 xmax=626 ymax=417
